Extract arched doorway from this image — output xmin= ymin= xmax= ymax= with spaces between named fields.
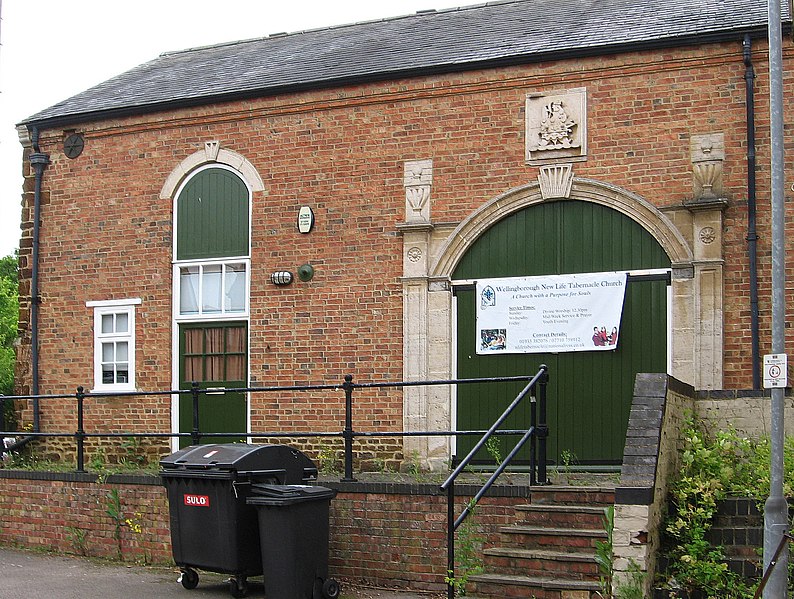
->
xmin=161 ymin=143 xmax=264 ymax=450
xmin=452 ymin=199 xmax=670 ymax=466
xmin=173 ymin=165 xmax=251 ymax=447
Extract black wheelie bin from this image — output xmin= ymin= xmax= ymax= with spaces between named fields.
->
xmin=160 ymin=443 xmax=318 ymax=598
xmin=247 ymin=484 xmax=340 ymax=599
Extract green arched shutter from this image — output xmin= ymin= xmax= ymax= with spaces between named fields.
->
xmin=176 ymin=168 xmax=249 ymax=260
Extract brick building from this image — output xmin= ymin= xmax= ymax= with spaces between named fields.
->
xmin=12 ymin=0 xmax=794 ymax=470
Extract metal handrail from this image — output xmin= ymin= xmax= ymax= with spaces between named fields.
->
xmin=2 ymin=368 xmax=551 ymax=597
xmin=439 ymin=364 xmax=549 ymax=599
xmin=0 ymin=372 xmax=547 ymax=477
xmin=752 ymin=532 xmax=794 ymax=598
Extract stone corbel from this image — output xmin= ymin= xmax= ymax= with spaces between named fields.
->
xmin=403 ymin=159 xmax=433 ymax=224
xmin=686 ymin=133 xmax=728 ymax=210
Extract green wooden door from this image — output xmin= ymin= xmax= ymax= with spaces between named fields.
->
xmin=454 ymin=200 xmax=670 ymax=466
xmin=179 ymin=323 xmax=247 ymax=447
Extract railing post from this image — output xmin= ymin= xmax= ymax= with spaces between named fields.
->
xmin=191 ymin=382 xmax=201 ymax=446
xmin=538 ymin=365 xmax=549 ymax=485
xmin=0 ymin=394 xmax=5 ymax=433
xmin=75 ymin=386 xmax=86 ymax=473
xmin=447 ymin=480 xmax=456 ymax=599
xmin=530 ymin=386 xmax=537 ymax=486
xmin=342 ymin=374 xmax=357 ymax=482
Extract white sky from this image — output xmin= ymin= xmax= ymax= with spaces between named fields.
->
xmin=0 ymin=0 xmax=469 ymax=259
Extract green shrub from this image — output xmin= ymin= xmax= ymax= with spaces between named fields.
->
xmin=661 ymin=416 xmax=794 ymax=597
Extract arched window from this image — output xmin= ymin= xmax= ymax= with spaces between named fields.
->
xmin=174 ymin=166 xmax=250 ymax=319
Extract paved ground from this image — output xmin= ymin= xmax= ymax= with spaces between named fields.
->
xmin=0 ymin=547 xmax=443 ymax=599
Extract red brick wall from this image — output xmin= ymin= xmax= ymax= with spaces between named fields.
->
xmin=0 ymin=474 xmax=172 ymax=563
xmin=0 ymin=472 xmax=526 ymax=592
xmin=13 ymin=38 xmax=794 ymax=435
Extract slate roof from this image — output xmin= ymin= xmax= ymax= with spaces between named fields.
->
xmin=23 ymin=0 xmax=791 ymax=128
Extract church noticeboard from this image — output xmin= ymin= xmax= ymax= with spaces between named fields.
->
xmin=476 ymin=271 xmax=627 ymax=354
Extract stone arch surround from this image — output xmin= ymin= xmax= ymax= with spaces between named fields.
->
xmin=431 ymin=178 xmax=693 ymax=276
xmin=402 ymin=177 xmax=722 ymax=469
xmin=159 ymin=142 xmax=265 ymax=200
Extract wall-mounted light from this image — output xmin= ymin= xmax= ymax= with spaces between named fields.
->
xmin=297 ymin=264 xmax=315 ymax=282
xmin=270 ymin=271 xmax=293 ymax=285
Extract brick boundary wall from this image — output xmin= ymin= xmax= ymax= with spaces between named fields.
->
xmin=0 ymin=471 xmax=530 ymax=593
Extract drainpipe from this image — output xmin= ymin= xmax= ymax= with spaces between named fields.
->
xmin=29 ymin=128 xmax=49 ymax=429
xmin=744 ymin=34 xmax=761 ymax=389
xmin=6 ymin=129 xmax=49 ymax=452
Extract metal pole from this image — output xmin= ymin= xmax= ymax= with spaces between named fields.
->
xmin=342 ymin=374 xmax=357 ymax=482
xmin=763 ymin=0 xmax=788 ymax=595
xmin=191 ymin=382 xmax=201 ymax=446
xmin=447 ymin=481 xmax=455 ymax=599
xmin=530 ymin=389 xmax=537 ymax=486
xmin=75 ymin=387 xmax=86 ymax=473
xmin=538 ymin=367 xmax=549 ymax=484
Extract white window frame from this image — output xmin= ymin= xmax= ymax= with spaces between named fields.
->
xmin=173 ymin=258 xmax=250 ymax=322
xmin=86 ymin=298 xmax=141 ymax=392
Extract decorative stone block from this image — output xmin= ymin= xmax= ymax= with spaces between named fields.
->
xmin=403 ymin=159 xmax=433 ymax=223
xmin=526 ymin=88 xmax=587 ymax=164
xmin=538 ymin=163 xmax=574 ymax=199
xmin=689 ymin=133 xmax=725 ymax=200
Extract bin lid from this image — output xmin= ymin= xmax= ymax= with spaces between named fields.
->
xmin=247 ymin=484 xmax=337 ymax=506
xmin=160 ymin=443 xmax=318 ymax=484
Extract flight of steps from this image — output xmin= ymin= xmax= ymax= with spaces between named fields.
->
xmin=468 ymin=484 xmax=616 ymax=599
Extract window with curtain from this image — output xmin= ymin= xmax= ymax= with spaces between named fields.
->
xmin=182 ymin=325 xmax=246 ymax=383
xmin=174 ymin=167 xmax=250 ymax=321
xmin=178 ymin=262 xmax=247 ymax=317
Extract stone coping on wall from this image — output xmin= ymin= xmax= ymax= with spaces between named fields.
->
xmin=0 ymin=468 xmax=534 ymax=498
xmin=696 ymin=388 xmax=790 ymax=399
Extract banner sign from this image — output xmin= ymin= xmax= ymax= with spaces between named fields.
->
xmin=476 ymin=271 xmax=628 ymax=354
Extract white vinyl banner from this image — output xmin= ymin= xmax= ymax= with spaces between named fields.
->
xmin=476 ymin=271 xmax=628 ymax=354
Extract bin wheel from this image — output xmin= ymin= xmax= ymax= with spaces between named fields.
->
xmin=179 ymin=568 xmax=199 ymax=590
xmin=322 ymin=578 xmax=341 ymax=599
xmin=229 ymin=576 xmax=248 ymax=598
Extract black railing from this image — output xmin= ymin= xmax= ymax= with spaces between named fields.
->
xmin=0 ymin=370 xmax=549 ymax=483
xmin=440 ymin=364 xmax=548 ymax=599
xmin=1 ymin=367 xmax=549 ymax=596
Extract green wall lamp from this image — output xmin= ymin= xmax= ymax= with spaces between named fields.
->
xmin=297 ymin=264 xmax=315 ymax=282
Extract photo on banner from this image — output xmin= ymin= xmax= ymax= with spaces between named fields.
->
xmin=476 ymin=271 xmax=628 ymax=354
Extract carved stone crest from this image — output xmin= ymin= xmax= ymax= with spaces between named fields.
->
xmin=526 ymin=88 xmax=587 ymax=164
xmin=538 ymin=101 xmax=579 ymax=150
xmin=699 ymin=227 xmax=716 ymax=245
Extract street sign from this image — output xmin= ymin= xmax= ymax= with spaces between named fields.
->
xmin=763 ymin=353 xmax=788 ymax=389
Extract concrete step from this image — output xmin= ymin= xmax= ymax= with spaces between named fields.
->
xmin=499 ymin=524 xmax=607 ymax=551
xmin=469 ymin=572 xmax=600 ymax=599
xmin=527 ymin=485 xmax=615 ymax=506
xmin=483 ymin=546 xmax=600 ymax=579
xmin=515 ymin=503 xmax=608 ymax=528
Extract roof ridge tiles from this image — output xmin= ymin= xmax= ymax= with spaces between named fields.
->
xmin=157 ymin=1 xmax=517 ymax=60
